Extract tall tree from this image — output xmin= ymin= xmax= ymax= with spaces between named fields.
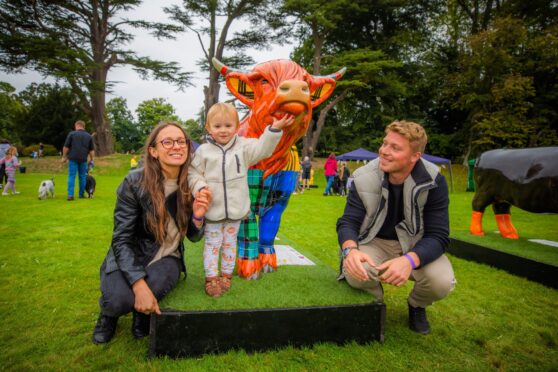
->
xmin=0 ymin=0 xmax=191 ymax=155
xmin=277 ymin=0 xmax=365 ymax=158
xmin=106 ymin=97 xmax=142 ymax=153
xmin=0 ymin=82 xmax=23 ymax=142
xmin=135 ymin=98 xmax=180 ymax=137
xmin=15 ymin=83 xmax=83 ymax=149
xmin=165 ymin=0 xmax=280 ymax=115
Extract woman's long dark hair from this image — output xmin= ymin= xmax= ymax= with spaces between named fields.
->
xmin=142 ymin=121 xmax=194 ymax=246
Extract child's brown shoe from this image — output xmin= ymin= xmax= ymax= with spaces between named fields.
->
xmin=220 ymin=274 xmax=232 ymax=293
xmin=205 ymin=277 xmax=222 ymax=297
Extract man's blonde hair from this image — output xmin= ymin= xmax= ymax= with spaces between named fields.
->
xmin=205 ymin=102 xmax=239 ymax=129
xmin=75 ymin=120 xmax=86 ymax=129
xmin=385 ymin=120 xmax=427 ymax=153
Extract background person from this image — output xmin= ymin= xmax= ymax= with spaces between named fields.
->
xmin=301 ymin=156 xmax=312 ymax=191
xmin=323 ymin=152 xmax=337 ymax=196
xmin=0 ymin=146 xmax=21 ymax=195
xmin=339 ymin=161 xmax=350 ymax=196
xmin=61 ymin=120 xmax=94 ymax=200
xmin=0 ymin=138 xmax=10 ymax=190
xmin=92 ymin=121 xmax=212 ymax=344
xmin=337 ymin=120 xmax=455 ymax=335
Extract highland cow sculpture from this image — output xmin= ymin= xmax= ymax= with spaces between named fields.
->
xmin=469 ymin=147 xmax=558 ymax=239
xmin=212 ymin=58 xmax=345 ymax=279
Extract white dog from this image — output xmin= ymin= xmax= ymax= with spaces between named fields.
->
xmin=38 ymin=179 xmax=55 ymax=200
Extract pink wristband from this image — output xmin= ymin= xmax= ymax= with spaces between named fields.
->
xmin=404 ymin=253 xmax=417 ymax=269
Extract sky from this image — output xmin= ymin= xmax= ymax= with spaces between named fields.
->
xmin=0 ymin=1 xmax=294 ymax=120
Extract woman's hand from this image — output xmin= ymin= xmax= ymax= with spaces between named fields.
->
xmin=132 ymin=279 xmax=161 ymax=315
xmin=193 ymin=188 xmax=212 ymax=221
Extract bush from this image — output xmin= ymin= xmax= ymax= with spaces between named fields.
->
xmin=21 ymin=144 xmax=58 ymax=156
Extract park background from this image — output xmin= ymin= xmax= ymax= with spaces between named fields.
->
xmin=1 ymin=1 xmax=557 ymax=370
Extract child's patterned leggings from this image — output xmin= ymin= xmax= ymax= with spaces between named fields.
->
xmin=203 ymin=221 xmax=241 ymax=278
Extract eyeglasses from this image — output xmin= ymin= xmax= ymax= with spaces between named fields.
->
xmin=156 ymin=138 xmax=189 ymax=149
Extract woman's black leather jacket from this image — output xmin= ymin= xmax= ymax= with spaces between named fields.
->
xmin=102 ymin=169 xmax=203 ymax=285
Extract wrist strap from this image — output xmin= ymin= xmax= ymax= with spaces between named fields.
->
xmin=192 ymin=214 xmax=204 ymax=222
xmin=404 ymin=253 xmax=417 ymax=269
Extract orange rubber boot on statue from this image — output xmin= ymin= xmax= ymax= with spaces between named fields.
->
xmin=495 ymin=214 xmax=519 ymax=239
xmin=470 ymin=211 xmax=485 ymax=236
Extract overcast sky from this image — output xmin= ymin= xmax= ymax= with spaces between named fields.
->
xmin=0 ymin=1 xmax=293 ymax=120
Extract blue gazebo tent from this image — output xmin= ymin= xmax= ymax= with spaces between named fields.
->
xmin=336 ymin=148 xmax=378 ymax=161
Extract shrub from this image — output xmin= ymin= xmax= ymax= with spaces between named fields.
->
xmin=21 ymin=144 xmax=59 ymax=156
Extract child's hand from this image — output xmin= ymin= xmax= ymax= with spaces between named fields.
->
xmin=271 ymin=114 xmax=295 ymax=130
xmin=193 ymin=188 xmax=212 ymax=220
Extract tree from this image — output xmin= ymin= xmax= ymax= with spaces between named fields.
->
xmin=0 ymin=0 xmax=191 ymax=156
xmin=106 ymin=97 xmax=142 ymax=153
xmin=183 ymin=118 xmax=205 ymax=143
xmin=135 ymin=98 xmax=180 ymax=137
xmin=165 ymin=0 xmax=280 ymax=115
xmin=448 ymin=16 xmax=558 ymax=155
xmin=0 ymin=82 xmax=23 ymax=142
xmin=15 ymin=83 xmax=84 ymax=149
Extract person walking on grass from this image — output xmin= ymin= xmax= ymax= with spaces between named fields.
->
xmin=61 ymin=120 xmax=95 ymax=200
xmin=337 ymin=120 xmax=455 ymax=335
xmin=323 ymin=152 xmax=337 ymax=196
xmin=92 ymin=121 xmax=212 ymax=344
xmin=0 ymin=146 xmax=21 ymax=195
xmin=188 ymin=102 xmax=294 ymax=298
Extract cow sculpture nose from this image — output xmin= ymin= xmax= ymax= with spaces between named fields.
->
xmin=276 ymin=80 xmax=310 ymax=114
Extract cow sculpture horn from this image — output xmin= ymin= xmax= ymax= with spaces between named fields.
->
xmin=212 ymin=57 xmax=247 ymax=75
xmin=314 ymin=67 xmax=347 ymax=81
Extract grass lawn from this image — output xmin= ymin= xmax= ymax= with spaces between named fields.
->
xmin=1 ymin=155 xmax=557 ymax=371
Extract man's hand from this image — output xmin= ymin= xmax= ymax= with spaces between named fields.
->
xmin=271 ymin=114 xmax=295 ymax=130
xmin=343 ymin=249 xmax=377 ymax=281
xmin=132 ymin=279 xmax=161 ymax=315
xmin=60 ymin=157 xmax=67 ymax=164
xmin=376 ymin=256 xmax=414 ymax=287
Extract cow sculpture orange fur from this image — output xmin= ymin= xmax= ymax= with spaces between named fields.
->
xmin=212 ymin=58 xmax=345 ymax=279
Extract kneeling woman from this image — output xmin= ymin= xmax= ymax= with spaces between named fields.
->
xmin=92 ymin=122 xmax=212 ymax=344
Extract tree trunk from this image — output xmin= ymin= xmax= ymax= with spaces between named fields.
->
xmin=90 ymin=88 xmax=113 ymax=156
xmin=204 ymin=68 xmax=221 ymax=115
xmin=303 ymin=90 xmax=349 ymax=159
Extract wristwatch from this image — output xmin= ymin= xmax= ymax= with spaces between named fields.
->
xmin=342 ymin=246 xmax=358 ymax=259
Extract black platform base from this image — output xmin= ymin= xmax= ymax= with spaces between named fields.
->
xmin=448 ymin=238 xmax=558 ymax=289
xmin=149 ymin=302 xmax=385 ymax=358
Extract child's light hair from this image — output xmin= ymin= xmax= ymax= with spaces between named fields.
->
xmin=6 ymin=146 xmax=17 ymax=156
xmin=385 ymin=120 xmax=427 ymax=153
xmin=205 ymin=102 xmax=239 ymax=129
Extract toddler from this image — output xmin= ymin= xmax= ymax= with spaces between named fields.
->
xmin=189 ymin=102 xmax=294 ymax=297
xmin=0 ymin=146 xmax=21 ymax=195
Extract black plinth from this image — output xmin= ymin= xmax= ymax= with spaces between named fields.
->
xmin=449 ymin=238 xmax=558 ymax=289
xmin=149 ymin=302 xmax=385 ymax=358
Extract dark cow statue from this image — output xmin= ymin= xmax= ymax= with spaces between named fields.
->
xmin=470 ymin=147 xmax=558 ymax=239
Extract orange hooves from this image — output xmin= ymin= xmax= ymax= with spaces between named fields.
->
xmin=495 ymin=214 xmax=519 ymax=239
xmin=470 ymin=211 xmax=485 ymax=236
xmin=259 ymin=253 xmax=277 ymax=273
xmin=236 ymin=258 xmax=261 ymax=280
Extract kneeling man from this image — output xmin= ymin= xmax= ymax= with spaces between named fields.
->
xmin=336 ymin=120 xmax=455 ymax=334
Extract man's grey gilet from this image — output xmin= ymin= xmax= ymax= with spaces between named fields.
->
xmin=352 ymin=158 xmax=441 ymax=253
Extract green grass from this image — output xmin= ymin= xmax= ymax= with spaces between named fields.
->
xmin=1 ymin=155 xmax=558 ymax=371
